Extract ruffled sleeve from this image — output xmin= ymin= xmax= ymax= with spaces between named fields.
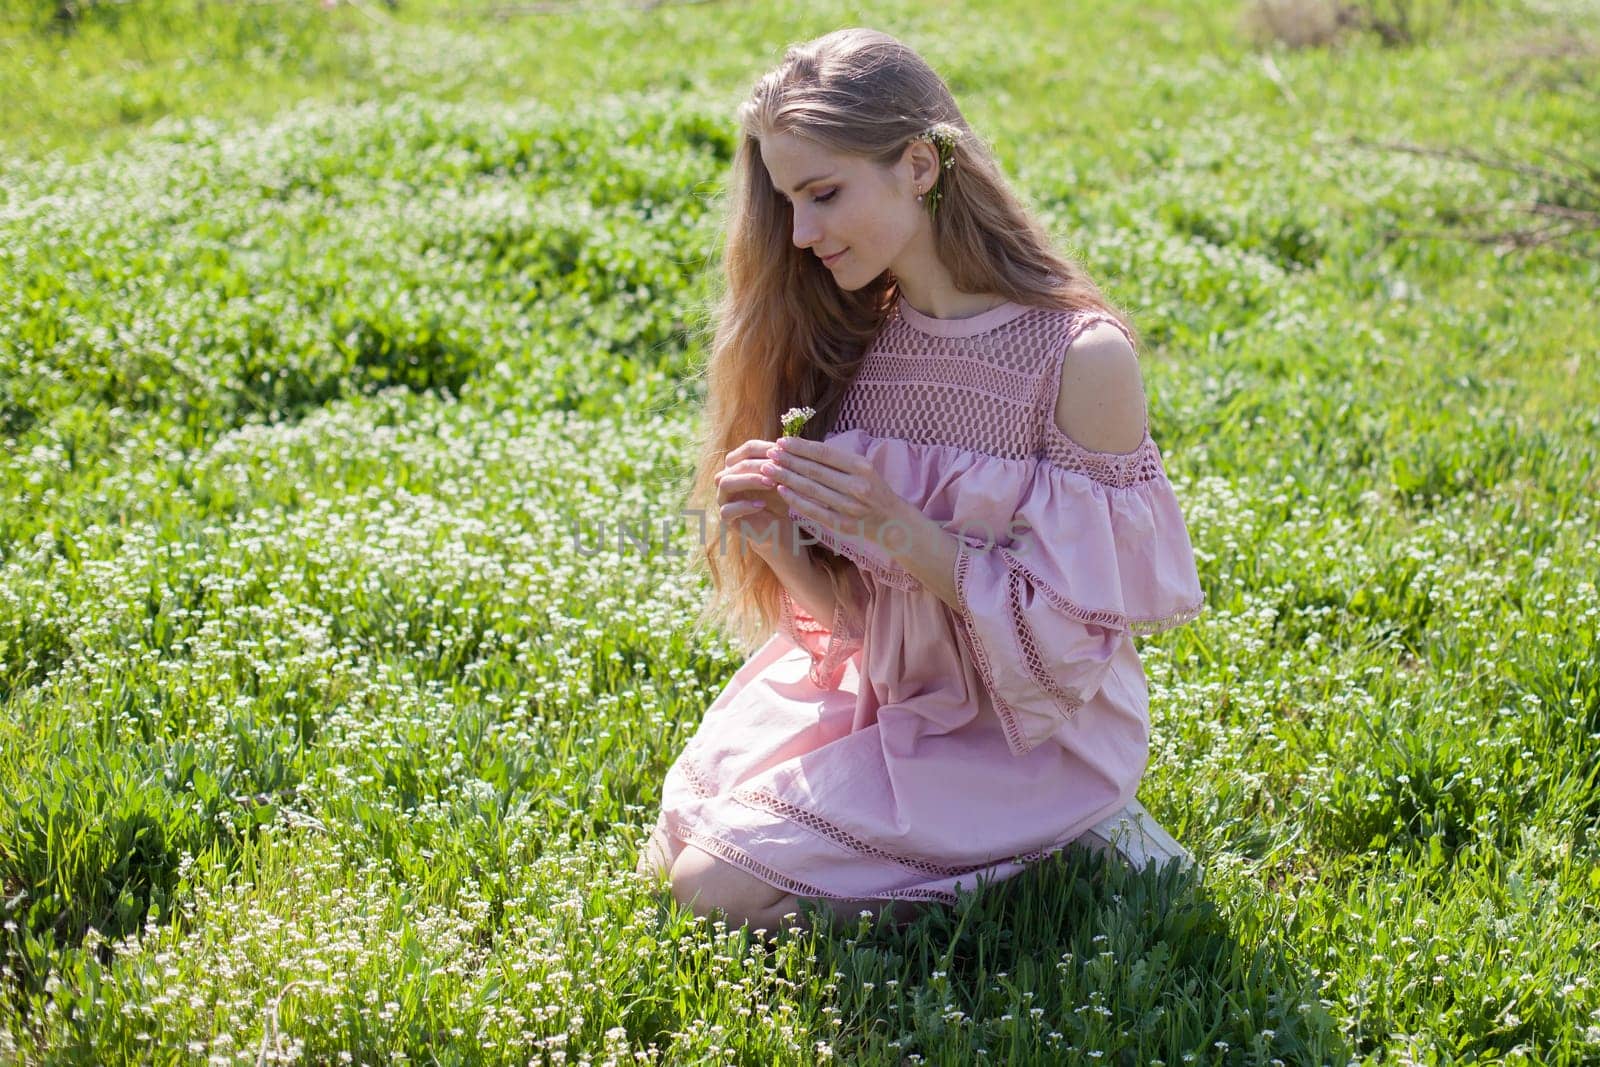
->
xmin=778 ymin=573 xmax=868 ymax=691
xmin=951 ymin=433 xmax=1205 ymax=757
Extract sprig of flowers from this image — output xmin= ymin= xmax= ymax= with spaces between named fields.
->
xmin=780 ymin=406 xmax=815 ymax=438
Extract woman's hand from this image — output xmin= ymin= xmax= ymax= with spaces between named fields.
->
xmin=713 ymin=438 xmax=793 ymax=550
xmin=761 ymin=436 xmax=921 ymax=556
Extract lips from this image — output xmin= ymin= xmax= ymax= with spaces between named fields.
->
xmin=820 ymin=249 xmax=847 ymax=266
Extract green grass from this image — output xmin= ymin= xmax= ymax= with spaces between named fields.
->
xmin=2 ymin=0 xmax=1598 ymax=1062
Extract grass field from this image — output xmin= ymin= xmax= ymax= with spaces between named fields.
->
xmin=2 ymin=0 xmax=1598 ymax=1062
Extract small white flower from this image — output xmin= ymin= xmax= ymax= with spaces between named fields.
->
xmin=780 ymin=406 xmax=816 ymax=437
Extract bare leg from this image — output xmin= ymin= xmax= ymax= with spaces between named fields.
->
xmin=669 ymin=845 xmax=801 ymax=930
xmin=750 ymin=892 xmax=810 ymax=938
xmin=636 ymin=812 xmax=681 ymax=881
xmin=793 ymin=894 xmax=928 ymax=935
xmin=660 ymin=850 xmax=909 ymax=942
xmin=646 ymin=830 xmax=928 ymax=941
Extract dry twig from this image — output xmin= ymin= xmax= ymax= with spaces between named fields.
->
xmin=1347 ymin=135 xmax=1600 ymax=258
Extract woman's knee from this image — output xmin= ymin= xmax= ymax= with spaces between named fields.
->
xmin=802 ymin=894 xmax=929 ymax=933
xmin=668 ymin=845 xmax=789 ymax=922
xmin=636 ymin=815 xmax=680 ymax=880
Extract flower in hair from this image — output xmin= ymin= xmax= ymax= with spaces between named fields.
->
xmin=917 ymin=123 xmax=961 ymax=218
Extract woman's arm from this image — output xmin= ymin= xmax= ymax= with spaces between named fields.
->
xmin=884 ymin=511 xmax=961 ymax=612
xmin=748 ymin=522 xmax=860 ymax=627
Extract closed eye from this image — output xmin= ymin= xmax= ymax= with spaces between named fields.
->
xmin=780 ymin=189 xmax=838 ymax=205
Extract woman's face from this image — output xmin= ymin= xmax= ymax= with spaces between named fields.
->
xmin=758 ymin=130 xmax=928 ymax=290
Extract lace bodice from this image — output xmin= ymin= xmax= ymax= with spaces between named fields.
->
xmin=831 ymin=294 xmax=1168 ymax=490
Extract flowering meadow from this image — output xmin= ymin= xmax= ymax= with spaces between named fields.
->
xmin=2 ymin=0 xmax=1597 ymax=1063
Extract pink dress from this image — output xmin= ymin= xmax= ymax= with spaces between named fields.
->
xmin=654 ymin=294 xmax=1206 ymax=906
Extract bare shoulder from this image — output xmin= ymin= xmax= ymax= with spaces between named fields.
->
xmin=1051 ymin=319 xmax=1147 ymax=455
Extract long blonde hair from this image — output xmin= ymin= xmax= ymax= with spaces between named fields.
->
xmin=683 ymin=27 xmax=1136 ymax=653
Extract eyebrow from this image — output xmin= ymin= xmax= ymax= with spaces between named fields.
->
xmin=774 ymin=172 xmax=835 ymax=196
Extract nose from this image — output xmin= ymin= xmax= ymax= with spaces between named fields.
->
xmin=790 ymin=205 xmax=820 ymax=250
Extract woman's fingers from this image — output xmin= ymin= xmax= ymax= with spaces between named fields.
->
xmin=766 ymin=450 xmax=837 ymax=486
xmin=719 ymin=455 xmax=776 ymax=476
xmin=774 ymin=471 xmax=854 ymax=516
xmin=764 ymin=452 xmax=856 ymax=508
xmin=714 ymin=444 xmax=786 ymax=520
xmin=773 ymin=482 xmax=841 ymax=529
xmin=727 ymin=439 xmax=779 ymax=465
xmin=719 ymin=498 xmax=766 ymax=521
xmin=716 ymin=462 xmax=785 ymax=519
xmin=771 ymin=437 xmax=856 ymax=475
xmin=717 ymin=458 xmax=778 ymax=490
xmin=717 ymin=452 xmax=777 ymax=480
xmin=716 ymin=470 xmax=776 ymax=500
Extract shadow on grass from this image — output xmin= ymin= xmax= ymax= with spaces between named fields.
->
xmin=637 ymin=836 xmax=1345 ymax=1063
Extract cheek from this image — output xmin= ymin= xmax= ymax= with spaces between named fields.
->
xmin=849 ymin=208 xmax=901 ymax=248
xmin=862 ymin=214 xmax=915 ymax=260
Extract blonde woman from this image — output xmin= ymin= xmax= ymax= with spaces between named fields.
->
xmin=638 ymin=27 xmax=1205 ymax=936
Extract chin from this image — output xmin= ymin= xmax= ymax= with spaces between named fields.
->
xmin=831 ymin=266 xmax=871 ymax=291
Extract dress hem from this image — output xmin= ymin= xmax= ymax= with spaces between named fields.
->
xmin=665 ymin=775 xmax=1143 ymax=909
xmin=681 ymin=752 xmax=1008 ymax=882
xmin=672 ymin=820 xmax=965 ymax=905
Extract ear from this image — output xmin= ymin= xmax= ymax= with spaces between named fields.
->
xmin=898 ymin=138 xmax=941 ymax=195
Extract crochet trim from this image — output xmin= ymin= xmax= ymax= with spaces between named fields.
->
xmin=786 ymin=512 xmax=924 ymax=592
xmin=998 ymin=547 xmax=1207 ymax=636
xmin=673 ymin=824 xmax=834 ymax=900
xmin=953 ymin=543 xmax=1084 ymax=758
xmin=1042 ymin=429 xmax=1168 ymax=490
xmin=777 ymin=587 xmax=863 ymax=689
xmin=678 ymin=824 xmax=964 ymax=904
xmin=1129 ymin=599 xmax=1207 ymax=635
xmin=673 ymin=754 xmax=1102 ymax=906
xmin=685 ymin=751 xmax=996 ymax=880
xmin=678 ymin=753 xmax=717 ymax=799
xmin=1009 ymin=565 xmax=1093 ymax=716
xmin=855 ymin=354 xmax=1037 ymax=406
xmin=731 ymin=784 xmax=1003 ymax=880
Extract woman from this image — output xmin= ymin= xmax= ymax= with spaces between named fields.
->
xmin=637 ymin=27 xmax=1205 ymax=937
